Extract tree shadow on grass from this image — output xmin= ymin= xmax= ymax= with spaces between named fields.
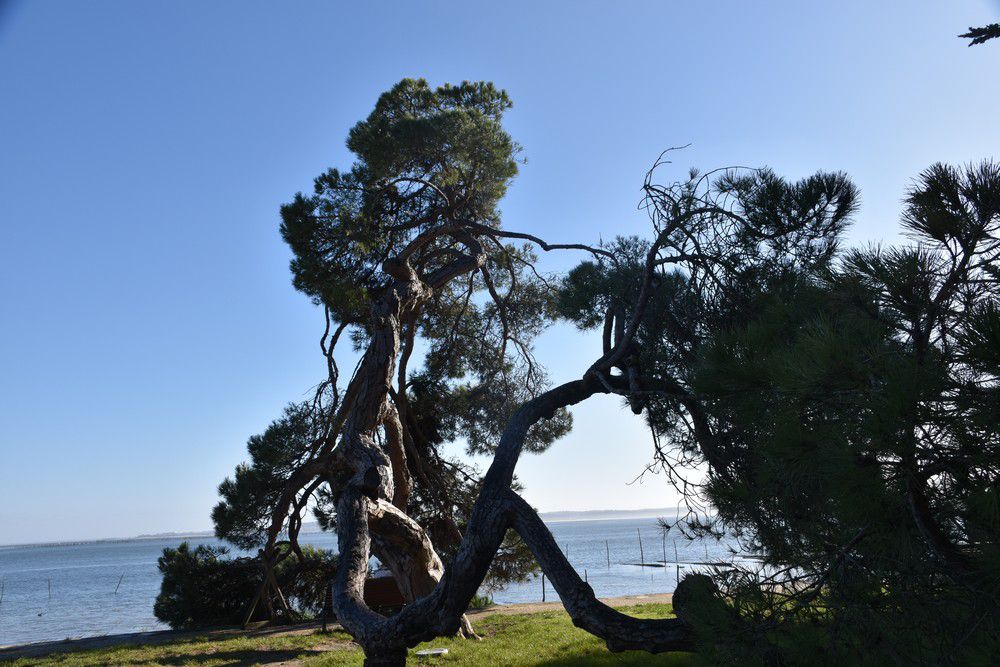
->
xmin=533 ymin=650 xmax=698 ymax=666
xmin=99 ymin=647 xmax=334 ymax=666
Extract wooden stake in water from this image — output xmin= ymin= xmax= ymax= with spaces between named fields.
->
xmin=637 ymin=528 xmax=644 ymax=563
xmin=605 ymin=540 xmax=610 ymax=567
xmin=674 ymin=542 xmax=680 ymax=584
xmin=115 ymin=573 xmax=125 ymax=594
xmin=584 ymin=569 xmax=588 ymax=584
xmin=662 ymin=532 xmax=667 ymax=564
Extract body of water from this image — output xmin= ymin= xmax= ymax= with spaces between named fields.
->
xmin=0 ymin=517 xmax=738 ymax=647
xmin=491 ymin=517 xmax=738 ymax=604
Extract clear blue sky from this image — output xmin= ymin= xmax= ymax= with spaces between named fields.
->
xmin=1 ymin=1 xmax=998 ymax=545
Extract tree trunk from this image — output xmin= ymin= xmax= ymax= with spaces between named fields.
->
xmin=328 ymin=244 xmax=487 ymax=662
xmin=329 ymin=373 xmax=695 ymax=663
xmin=315 ymin=228 xmax=695 ymax=662
xmin=369 ymin=502 xmax=477 ymax=638
xmin=369 ymin=500 xmax=444 ymax=602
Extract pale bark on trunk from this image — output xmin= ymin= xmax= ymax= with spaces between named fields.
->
xmin=369 ymin=501 xmax=478 ymax=638
xmin=323 ymin=234 xmax=487 ymax=664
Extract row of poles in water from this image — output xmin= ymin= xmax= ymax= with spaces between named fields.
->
xmin=0 ymin=572 xmax=126 ymax=606
xmin=539 ymin=529 xmax=708 ymax=602
xmin=2 ymin=530 xmax=716 ymax=606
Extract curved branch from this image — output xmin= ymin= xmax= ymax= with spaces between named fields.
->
xmin=335 ymin=372 xmax=698 ymax=661
xmin=464 ymin=221 xmax=615 ymax=260
xmin=507 ymin=492 xmax=693 ymax=652
xmin=387 ymin=177 xmax=451 ymax=207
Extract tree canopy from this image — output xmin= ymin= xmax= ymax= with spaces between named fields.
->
xmin=210 ymin=79 xmax=575 ymax=638
xmin=201 ymin=78 xmax=1000 ymax=666
xmin=684 ymin=162 xmax=1000 ymax=663
xmin=555 ymin=159 xmax=1000 ymax=663
xmin=961 ymin=23 xmax=1000 ymax=46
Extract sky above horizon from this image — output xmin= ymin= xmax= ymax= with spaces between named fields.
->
xmin=1 ymin=0 xmax=998 ymax=545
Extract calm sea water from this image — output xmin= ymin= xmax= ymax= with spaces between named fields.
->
xmin=0 ymin=518 xmax=738 ymax=647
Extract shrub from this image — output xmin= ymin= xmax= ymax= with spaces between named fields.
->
xmin=154 ymin=542 xmax=337 ymax=629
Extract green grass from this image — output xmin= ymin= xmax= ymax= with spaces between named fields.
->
xmin=4 ymin=604 xmax=696 ymax=666
xmin=362 ymin=604 xmax=696 ymax=667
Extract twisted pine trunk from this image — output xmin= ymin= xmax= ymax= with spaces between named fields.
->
xmin=326 ymin=243 xmax=485 ymax=664
xmin=333 ymin=373 xmax=695 ymax=665
xmin=322 ymin=229 xmax=695 ymax=664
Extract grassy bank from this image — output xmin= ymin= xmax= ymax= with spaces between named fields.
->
xmin=2 ymin=603 xmax=695 ymax=666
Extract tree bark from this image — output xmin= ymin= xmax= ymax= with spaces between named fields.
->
xmin=295 ymin=225 xmax=694 ymax=664
xmin=324 ymin=232 xmax=491 ymax=662
xmin=330 ymin=373 xmax=695 ymax=664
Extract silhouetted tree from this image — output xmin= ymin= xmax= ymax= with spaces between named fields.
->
xmin=961 ymin=23 xmax=1000 ymax=46
xmin=559 ymin=159 xmax=1000 ymax=663
xmin=684 ymin=161 xmax=1000 ymax=663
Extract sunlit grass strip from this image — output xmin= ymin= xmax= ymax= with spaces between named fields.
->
xmin=3 ymin=604 xmax=696 ymax=666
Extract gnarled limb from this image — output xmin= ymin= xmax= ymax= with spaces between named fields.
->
xmin=323 ymin=209 xmax=712 ymax=663
xmin=508 ymin=491 xmax=693 ymax=652
xmin=330 ymin=373 xmax=696 ymax=664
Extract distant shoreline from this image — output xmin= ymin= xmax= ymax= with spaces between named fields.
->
xmin=1 ymin=509 xmax=681 ymax=549
xmin=0 ymin=533 xmax=217 ymax=550
xmin=540 ymin=508 xmax=680 ymax=523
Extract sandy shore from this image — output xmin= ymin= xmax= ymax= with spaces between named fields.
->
xmin=0 ymin=592 xmax=674 ymax=661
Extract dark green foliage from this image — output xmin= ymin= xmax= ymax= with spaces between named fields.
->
xmin=558 ymin=166 xmax=858 ymax=466
xmin=212 ymin=402 xmax=323 ymax=550
xmin=154 ymin=543 xmax=259 ymax=629
xmin=692 ymin=162 xmax=1000 ymax=665
xmin=961 ymin=23 xmax=1000 ymax=46
xmin=153 ymin=542 xmax=337 ymax=630
xmin=213 ymin=79 xmax=561 ymax=596
xmin=410 ymin=241 xmax=571 ymax=457
xmin=279 ymin=78 xmax=519 ymax=320
xmin=281 ymin=545 xmax=340 ymax=617
xmin=560 ymin=159 xmax=1000 ymax=663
